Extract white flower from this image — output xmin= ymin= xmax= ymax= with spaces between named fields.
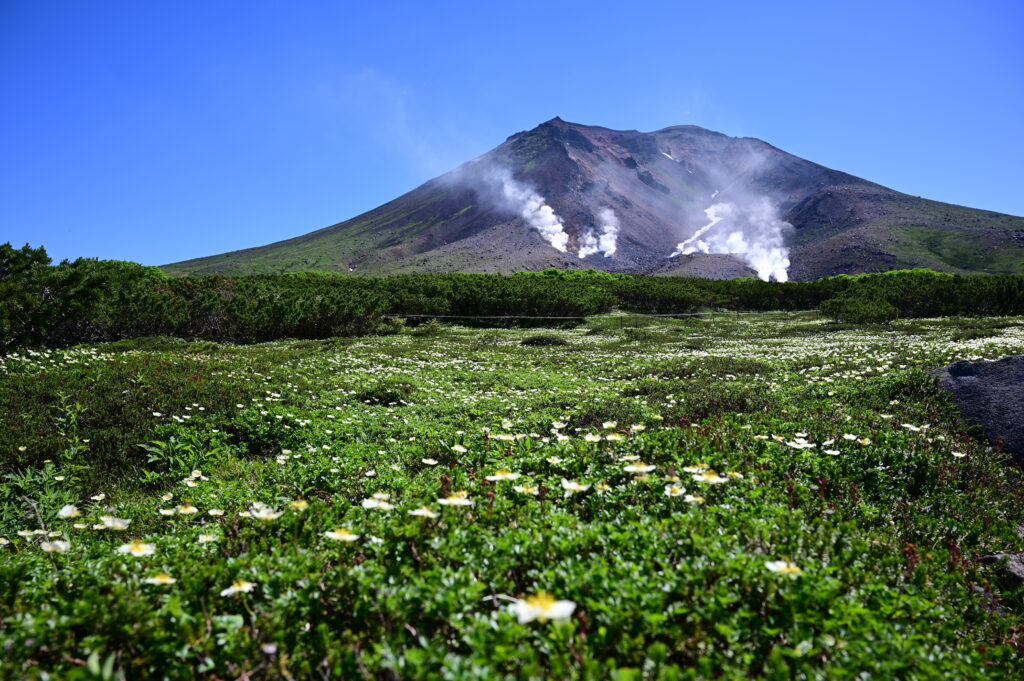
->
xmin=176 ymin=504 xmax=199 ymax=515
xmin=664 ymin=484 xmax=686 ymax=497
xmin=602 ymin=421 xmax=617 ymax=430
xmin=561 ymin=479 xmax=590 ymax=497
xmin=208 ymin=509 xmax=225 ymax=516
xmin=90 ymin=493 xmax=106 ymax=502
xmin=409 ymin=506 xmax=439 ymax=518
xmin=485 ymin=469 xmax=521 ymax=482
xmin=510 ymin=593 xmax=576 ymax=623
xmin=438 ymin=491 xmax=474 ymax=507
xmin=100 ymin=516 xmax=131 ymax=530
xmin=198 ymin=534 xmax=219 ymax=544
xmin=57 ymin=505 xmax=80 ymax=519
xmin=361 ymin=497 xmax=395 ymax=511
xmin=221 ymin=580 xmax=256 ymax=596
xmin=583 ymin=433 xmax=602 ymax=443
xmin=145 ymin=573 xmax=177 ymax=585
xmin=624 ymin=462 xmax=656 ymax=473
xmin=684 ymin=494 xmax=705 ymax=504
xmin=952 ymin=451 xmax=967 ymax=458
xmin=452 ymin=444 xmax=467 ymax=453
xmin=117 ymin=541 xmax=156 ymax=556
xmin=249 ymin=504 xmax=283 ymax=521
xmin=325 ymin=528 xmax=360 ymax=542
xmin=41 ymin=540 xmax=71 ymax=553
xmin=765 ymin=560 xmax=802 ymax=576
xmin=158 ymin=509 xmax=176 ymax=516
xmin=513 ymin=485 xmax=539 ymax=496
xmin=692 ymin=471 xmax=728 ymax=484
xmin=422 ymin=458 xmax=439 ymax=466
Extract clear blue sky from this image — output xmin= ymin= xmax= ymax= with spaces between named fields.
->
xmin=2 ymin=0 xmax=1022 ymax=265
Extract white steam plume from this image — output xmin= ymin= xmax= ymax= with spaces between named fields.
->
xmin=577 ymin=231 xmax=599 ymax=259
xmin=491 ymin=169 xmax=569 ymax=252
xmin=578 ymin=207 xmax=620 ymax=258
xmin=672 ymin=199 xmax=793 ymax=281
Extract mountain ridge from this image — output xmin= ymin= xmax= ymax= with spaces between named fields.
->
xmin=163 ymin=118 xmax=1024 ymax=280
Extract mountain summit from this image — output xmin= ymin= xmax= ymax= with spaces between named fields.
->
xmin=164 ymin=119 xmax=1024 ymax=280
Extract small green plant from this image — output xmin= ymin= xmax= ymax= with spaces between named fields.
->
xmin=53 ymin=392 xmax=90 ymax=486
xmin=138 ymin=429 xmax=234 ymax=485
xmin=352 ymin=379 xmax=417 ymax=405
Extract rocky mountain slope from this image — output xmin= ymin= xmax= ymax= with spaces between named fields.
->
xmin=163 ymin=118 xmax=1024 ymax=280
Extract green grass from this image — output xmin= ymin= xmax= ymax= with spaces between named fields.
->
xmin=2 ymin=314 xmax=1024 ymax=679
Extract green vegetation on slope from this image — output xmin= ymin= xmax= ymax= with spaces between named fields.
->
xmin=891 ymin=226 xmax=1024 ymax=275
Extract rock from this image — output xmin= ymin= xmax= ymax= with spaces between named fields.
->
xmin=969 ymin=584 xmax=1006 ymax=615
xmin=935 ymin=356 xmax=1024 ymax=461
xmin=981 ymin=553 xmax=1024 ymax=591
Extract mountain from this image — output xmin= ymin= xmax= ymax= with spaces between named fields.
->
xmin=162 ymin=118 xmax=1024 ymax=280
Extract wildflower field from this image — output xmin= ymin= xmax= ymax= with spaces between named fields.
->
xmin=2 ymin=311 xmax=1024 ymax=679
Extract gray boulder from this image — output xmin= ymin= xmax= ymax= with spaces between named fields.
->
xmin=981 ymin=553 xmax=1024 ymax=591
xmin=935 ymin=355 xmax=1024 ymax=460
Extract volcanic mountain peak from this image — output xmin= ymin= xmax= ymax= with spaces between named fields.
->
xmin=164 ymin=119 xmax=1024 ymax=280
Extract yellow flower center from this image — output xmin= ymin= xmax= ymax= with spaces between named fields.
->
xmin=525 ymin=592 xmax=557 ymax=614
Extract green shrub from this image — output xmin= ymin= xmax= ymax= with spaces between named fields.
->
xmin=521 ymin=334 xmax=569 ymax=347
xmin=820 ymin=297 xmax=899 ymax=324
xmin=6 ymin=242 xmax=1024 ymax=351
xmin=409 ymin=319 xmax=444 ymax=337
